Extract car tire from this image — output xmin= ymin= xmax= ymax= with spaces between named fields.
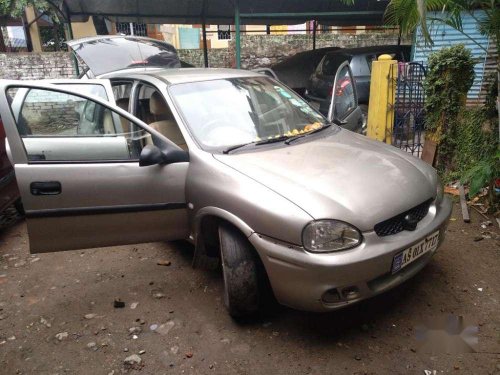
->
xmin=14 ymin=198 xmax=25 ymax=216
xmin=218 ymin=222 xmax=261 ymax=318
xmin=360 ymin=104 xmax=368 ymax=135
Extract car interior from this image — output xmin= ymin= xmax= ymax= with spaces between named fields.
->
xmin=112 ymin=82 xmax=187 ymax=150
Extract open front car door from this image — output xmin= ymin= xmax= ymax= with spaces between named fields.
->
xmin=327 ymin=61 xmax=363 ymax=133
xmin=0 ymin=80 xmax=189 ymax=253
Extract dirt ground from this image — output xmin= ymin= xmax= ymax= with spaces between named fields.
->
xmin=0 ymin=203 xmax=499 ymax=375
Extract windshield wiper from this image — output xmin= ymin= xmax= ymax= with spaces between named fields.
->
xmin=222 ymin=141 xmax=256 ymax=154
xmin=255 ymin=135 xmax=289 ymax=145
xmin=285 ymin=123 xmax=332 ymax=145
xmin=222 ymin=135 xmax=289 ymax=154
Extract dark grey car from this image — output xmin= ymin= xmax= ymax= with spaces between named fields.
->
xmin=306 ymin=45 xmax=411 ymax=116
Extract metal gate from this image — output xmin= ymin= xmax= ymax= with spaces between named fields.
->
xmin=391 ymin=62 xmax=427 ymax=157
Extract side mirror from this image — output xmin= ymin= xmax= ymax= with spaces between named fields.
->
xmin=139 ymin=145 xmax=165 ymax=167
xmin=139 ymin=144 xmax=189 ymax=167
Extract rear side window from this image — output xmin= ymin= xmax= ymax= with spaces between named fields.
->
xmin=350 ymin=55 xmax=370 ymax=76
xmin=365 ymin=54 xmax=377 ymax=72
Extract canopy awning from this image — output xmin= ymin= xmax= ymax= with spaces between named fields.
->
xmin=63 ymin=0 xmax=389 ymax=26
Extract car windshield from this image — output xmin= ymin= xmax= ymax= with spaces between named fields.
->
xmin=169 ymin=77 xmax=327 ymax=151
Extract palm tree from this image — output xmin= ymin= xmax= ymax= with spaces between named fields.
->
xmin=384 ymin=0 xmax=499 ymax=52
xmin=385 ymin=0 xmax=499 ymax=134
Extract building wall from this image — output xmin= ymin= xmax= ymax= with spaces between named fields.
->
xmin=179 ymin=32 xmax=404 ymax=68
xmin=0 ymin=52 xmax=75 ymax=80
xmin=71 ymin=19 xmax=97 ymax=39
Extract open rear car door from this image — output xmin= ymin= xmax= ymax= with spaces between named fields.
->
xmin=327 ymin=61 xmax=364 ymax=133
xmin=0 ymin=80 xmax=189 ymax=253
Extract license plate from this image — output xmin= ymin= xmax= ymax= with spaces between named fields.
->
xmin=392 ymin=231 xmax=439 ymax=274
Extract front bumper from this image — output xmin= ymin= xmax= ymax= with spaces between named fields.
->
xmin=249 ymin=197 xmax=452 ymax=312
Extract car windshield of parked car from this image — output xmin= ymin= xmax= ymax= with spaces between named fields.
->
xmin=169 ymin=77 xmax=327 ymax=151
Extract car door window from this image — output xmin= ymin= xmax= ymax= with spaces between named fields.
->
xmin=332 ymin=65 xmax=357 ymax=121
xmin=7 ymin=87 xmax=150 ymax=162
xmin=112 ymin=82 xmax=133 ymax=111
xmin=112 ymin=81 xmax=133 ymax=132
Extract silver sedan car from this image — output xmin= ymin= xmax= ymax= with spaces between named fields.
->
xmin=0 ymin=38 xmax=451 ymax=318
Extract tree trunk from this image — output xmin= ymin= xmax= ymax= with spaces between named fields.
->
xmin=0 ymin=27 xmax=7 ymax=52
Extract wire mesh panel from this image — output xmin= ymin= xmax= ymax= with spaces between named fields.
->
xmin=115 ymin=22 xmax=147 ymax=36
xmin=391 ymin=62 xmax=427 ymax=158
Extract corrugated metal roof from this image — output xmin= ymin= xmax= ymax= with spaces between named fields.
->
xmin=63 ymin=0 xmax=389 ymax=25
xmin=413 ymin=11 xmax=493 ymax=102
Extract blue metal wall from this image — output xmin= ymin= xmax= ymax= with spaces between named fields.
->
xmin=413 ymin=11 xmax=490 ymax=100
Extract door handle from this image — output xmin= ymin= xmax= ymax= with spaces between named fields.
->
xmin=30 ymin=181 xmax=61 ymax=196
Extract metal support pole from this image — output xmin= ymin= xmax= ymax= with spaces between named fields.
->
xmin=65 ymin=12 xmax=79 ymax=76
xmin=312 ymin=20 xmax=317 ymax=50
xmin=235 ymin=0 xmax=241 ymax=69
xmin=202 ymin=21 xmax=208 ymax=67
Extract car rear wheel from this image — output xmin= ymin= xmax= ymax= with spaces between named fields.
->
xmin=218 ymin=223 xmax=261 ymax=318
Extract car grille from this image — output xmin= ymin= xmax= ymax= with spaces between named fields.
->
xmin=374 ymin=199 xmax=433 ymax=237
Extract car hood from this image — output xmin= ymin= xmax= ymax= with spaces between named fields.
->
xmin=214 ymin=128 xmax=437 ymax=232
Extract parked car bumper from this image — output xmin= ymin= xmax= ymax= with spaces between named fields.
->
xmin=249 ymin=196 xmax=452 ymax=312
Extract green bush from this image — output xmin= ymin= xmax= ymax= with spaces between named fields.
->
xmin=424 ymin=44 xmax=475 ymax=176
xmin=450 ymin=107 xmax=499 ymax=182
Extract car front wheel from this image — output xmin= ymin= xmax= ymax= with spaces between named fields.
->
xmin=218 ymin=223 xmax=261 ymax=318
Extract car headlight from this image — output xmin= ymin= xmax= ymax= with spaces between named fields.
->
xmin=436 ymin=176 xmax=444 ymax=204
xmin=302 ymin=220 xmax=362 ymax=253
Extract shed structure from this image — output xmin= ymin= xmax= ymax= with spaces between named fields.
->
xmin=57 ymin=0 xmax=391 ymax=68
xmin=413 ymin=11 xmax=496 ymax=104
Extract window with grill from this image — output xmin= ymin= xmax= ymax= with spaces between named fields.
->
xmin=217 ymin=25 xmax=231 ymax=40
xmin=115 ymin=22 xmax=147 ymax=37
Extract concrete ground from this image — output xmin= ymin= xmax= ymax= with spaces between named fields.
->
xmin=0 ymin=203 xmax=498 ymax=374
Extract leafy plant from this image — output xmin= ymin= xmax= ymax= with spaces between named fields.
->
xmin=0 ymin=0 xmax=53 ymax=19
xmin=384 ymin=0 xmax=500 ymax=52
xmin=461 ymin=149 xmax=499 ymax=207
xmin=423 ymin=45 xmax=475 ymax=175
xmin=459 ymin=78 xmax=499 ymax=208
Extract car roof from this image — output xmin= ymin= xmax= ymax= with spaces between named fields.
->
xmin=103 ymin=67 xmax=262 ymax=85
xmin=324 ymin=45 xmax=411 ymax=57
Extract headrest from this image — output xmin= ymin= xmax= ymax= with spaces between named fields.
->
xmin=116 ymin=98 xmax=129 ymax=111
xmin=150 ymin=91 xmax=169 ymax=116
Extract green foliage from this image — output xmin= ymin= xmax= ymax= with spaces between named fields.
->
xmin=384 ymin=0 xmax=446 ymax=45
xmin=424 ymin=45 xmax=475 ymax=138
xmin=461 ymin=149 xmax=500 ymax=197
xmin=0 ymin=0 xmax=51 ymax=19
xmin=458 ymin=77 xmax=499 ymax=205
xmin=451 ymin=107 xmax=499 ymax=180
xmin=384 ymin=0 xmax=500 ymax=51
